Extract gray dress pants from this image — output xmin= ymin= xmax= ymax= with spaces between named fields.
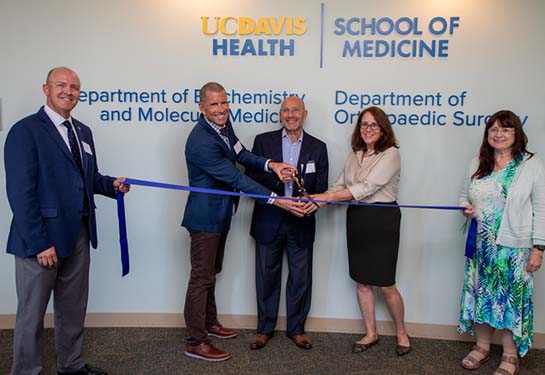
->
xmin=12 ymin=221 xmax=90 ymax=375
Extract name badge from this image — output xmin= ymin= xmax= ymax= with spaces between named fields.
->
xmin=233 ymin=141 xmax=243 ymax=155
xmin=82 ymin=141 xmax=93 ymax=155
xmin=306 ymin=160 xmax=316 ymax=174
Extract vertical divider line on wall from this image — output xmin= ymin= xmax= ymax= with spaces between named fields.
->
xmin=320 ymin=3 xmax=325 ymax=69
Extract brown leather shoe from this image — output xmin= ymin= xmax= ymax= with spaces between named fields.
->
xmin=206 ymin=324 xmax=239 ymax=339
xmin=287 ymin=334 xmax=312 ymax=349
xmin=184 ymin=342 xmax=231 ymax=362
xmin=250 ymin=334 xmax=272 ymax=350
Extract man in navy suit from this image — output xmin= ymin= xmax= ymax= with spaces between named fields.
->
xmin=182 ymin=82 xmax=306 ymax=362
xmin=4 ymin=67 xmax=130 ymax=375
xmin=246 ymin=96 xmax=329 ymax=350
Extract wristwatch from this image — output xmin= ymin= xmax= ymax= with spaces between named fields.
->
xmin=534 ymin=244 xmax=545 ymax=252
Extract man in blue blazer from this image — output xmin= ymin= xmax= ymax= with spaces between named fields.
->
xmin=182 ymin=82 xmax=305 ymax=362
xmin=246 ymin=96 xmax=329 ymax=350
xmin=4 ymin=67 xmax=129 ymax=375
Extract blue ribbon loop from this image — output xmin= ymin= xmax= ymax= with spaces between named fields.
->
xmin=116 ymin=191 xmax=130 ymax=276
xmin=464 ymin=218 xmax=478 ymax=259
xmin=116 ymin=177 xmax=466 ymax=276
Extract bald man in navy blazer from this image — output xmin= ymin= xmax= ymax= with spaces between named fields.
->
xmin=246 ymin=96 xmax=328 ymax=350
xmin=4 ymin=67 xmax=129 ymax=375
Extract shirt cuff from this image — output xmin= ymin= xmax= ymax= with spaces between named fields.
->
xmin=265 ymin=159 xmax=272 ymax=172
xmin=347 ymin=185 xmax=361 ymax=201
xmin=267 ymin=191 xmax=277 ymax=204
xmin=533 ymin=244 xmax=545 ymax=251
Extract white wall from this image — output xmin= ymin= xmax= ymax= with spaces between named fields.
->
xmin=1 ymin=0 xmax=544 ymax=334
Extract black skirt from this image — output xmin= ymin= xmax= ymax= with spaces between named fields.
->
xmin=346 ymin=202 xmax=401 ymax=286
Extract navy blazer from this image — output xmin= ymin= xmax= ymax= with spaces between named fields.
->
xmin=247 ymin=129 xmax=329 ymax=246
xmin=182 ymin=115 xmax=272 ymax=233
xmin=4 ymin=107 xmax=116 ymax=258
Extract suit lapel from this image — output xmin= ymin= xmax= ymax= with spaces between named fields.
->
xmin=38 ymin=109 xmax=78 ymax=168
xmin=297 ymin=131 xmax=311 ymax=177
xmin=278 ymin=129 xmax=302 ymax=196
xmin=199 ymin=116 xmax=233 ymax=159
xmin=272 ymin=129 xmax=284 ymax=163
xmin=225 ymin=123 xmax=237 ymax=156
xmin=296 ymin=130 xmax=312 ymax=188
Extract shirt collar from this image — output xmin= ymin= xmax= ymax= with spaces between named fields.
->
xmin=203 ymin=115 xmax=227 ymax=135
xmin=44 ymin=105 xmax=73 ymax=127
xmin=282 ymin=128 xmax=304 ymax=144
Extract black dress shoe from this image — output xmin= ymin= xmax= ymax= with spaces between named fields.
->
xmin=58 ymin=363 xmax=108 ymax=375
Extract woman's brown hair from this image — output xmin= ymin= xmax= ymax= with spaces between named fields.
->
xmin=473 ymin=110 xmax=532 ymax=179
xmin=351 ymin=106 xmax=398 ymax=152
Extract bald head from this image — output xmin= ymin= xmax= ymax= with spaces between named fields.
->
xmin=46 ymin=67 xmax=79 ymax=85
xmin=199 ymin=82 xmax=226 ymax=104
xmin=42 ymin=67 xmax=81 ymax=119
xmin=280 ymin=96 xmax=307 ymax=139
xmin=281 ymin=96 xmax=305 ymax=111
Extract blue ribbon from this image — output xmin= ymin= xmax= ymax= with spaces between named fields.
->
xmin=116 ymin=191 xmax=129 ymax=276
xmin=464 ymin=218 xmax=478 ymax=259
xmin=116 ymin=177 xmax=466 ymax=276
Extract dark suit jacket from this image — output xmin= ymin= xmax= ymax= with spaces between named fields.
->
xmin=4 ymin=107 xmax=116 ymax=258
xmin=247 ymin=129 xmax=329 ymax=246
xmin=182 ymin=115 xmax=272 ymax=233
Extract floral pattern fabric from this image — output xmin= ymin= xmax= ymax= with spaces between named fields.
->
xmin=458 ymin=159 xmax=533 ymax=357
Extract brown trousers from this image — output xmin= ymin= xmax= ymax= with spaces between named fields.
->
xmin=184 ymin=230 xmax=228 ymax=344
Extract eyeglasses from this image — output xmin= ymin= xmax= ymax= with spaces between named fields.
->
xmin=360 ymin=122 xmax=380 ymax=130
xmin=488 ymin=127 xmax=515 ymax=135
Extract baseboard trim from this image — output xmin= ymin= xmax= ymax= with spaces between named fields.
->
xmin=1 ymin=313 xmax=543 ymax=349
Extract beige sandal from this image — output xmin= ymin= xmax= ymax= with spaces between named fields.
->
xmin=493 ymin=354 xmax=519 ymax=375
xmin=461 ymin=344 xmax=490 ymax=370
